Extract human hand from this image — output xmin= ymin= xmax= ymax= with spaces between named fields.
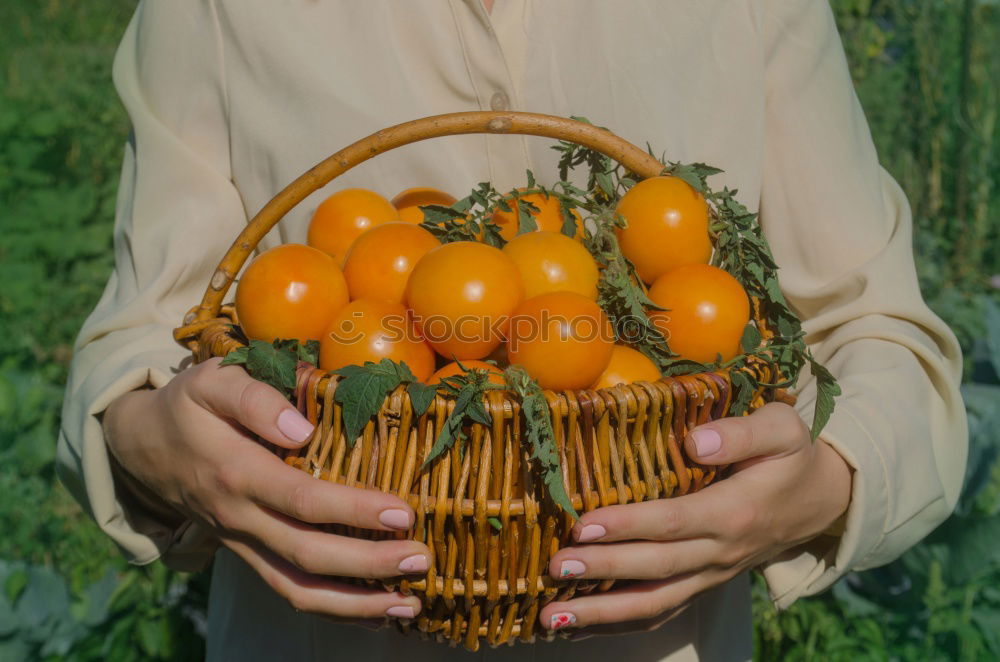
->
xmin=102 ymin=357 xmax=428 ymax=622
xmin=540 ymin=402 xmax=852 ymax=636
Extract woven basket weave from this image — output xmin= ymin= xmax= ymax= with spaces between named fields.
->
xmin=173 ymin=112 xmax=788 ymax=651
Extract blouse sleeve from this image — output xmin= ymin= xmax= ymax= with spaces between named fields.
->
xmin=57 ymin=0 xmax=245 ymax=571
xmin=754 ymin=0 xmax=968 ymax=607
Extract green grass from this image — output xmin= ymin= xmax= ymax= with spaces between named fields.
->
xmin=1 ymin=0 xmax=997 ymax=659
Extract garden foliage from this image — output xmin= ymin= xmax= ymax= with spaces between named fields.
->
xmin=0 ymin=0 xmax=996 ymax=659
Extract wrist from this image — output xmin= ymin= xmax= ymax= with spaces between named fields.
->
xmin=102 ymin=387 xmax=158 ymax=460
xmin=102 ymin=387 xmax=187 ymax=527
xmin=814 ymin=438 xmax=854 ymax=537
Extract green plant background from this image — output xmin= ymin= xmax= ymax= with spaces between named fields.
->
xmin=1 ymin=0 xmax=997 ymax=659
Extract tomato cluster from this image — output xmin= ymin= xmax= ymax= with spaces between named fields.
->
xmin=234 ymin=176 xmax=751 ymax=389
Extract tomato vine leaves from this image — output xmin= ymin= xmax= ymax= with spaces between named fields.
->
xmin=420 ymin=171 xmax=584 ymax=245
xmin=549 ymin=126 xmax=841 ymax=439
xmin=219 ymin=338 xmax=319 ymax=399
xmin=584 ymin=207 xmax=676 ymax=369
xmin=420 ymin=366 xmax=498 ymax=468
xmin=332 ymin=359 xmax=436 ymax=444
xmin=504 ymin=365 xmax=578 ymax=519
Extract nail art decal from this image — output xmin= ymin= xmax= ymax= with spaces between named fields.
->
xmin=550 ymin=612 xmax=577 ymax=630
xmin=559 ymin=560 xmax=586 ymax=578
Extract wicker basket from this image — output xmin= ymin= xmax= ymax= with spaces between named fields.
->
xmin=173 ymin=112 xmax=788 ymax=651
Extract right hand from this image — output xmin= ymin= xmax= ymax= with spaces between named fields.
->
xmin=102 ymin=357 xmax=428 ymax=622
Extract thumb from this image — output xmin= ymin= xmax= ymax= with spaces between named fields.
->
xmin=187 ymin=358 xmax=316 ymax=449
xmin=684 ymin=402 xmax=809 ymax=466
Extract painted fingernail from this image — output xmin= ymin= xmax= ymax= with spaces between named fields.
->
xmin=576 ymin=524 xmax=606 ymax=543
xmin=398 ymin=554 xmax=428 ymax=573
xmin=277 ymin=409 xmax=314 ymax=444
xmin=559 ymin=560 xmax=586 ymax=578
xmin=378 ymin=509 xmax=412 ymax=530
xmin=549 ymin=612 xmax=577 ymax=630
xmin=691 ymin=428 xmax=722 ymax=457
xmin=386 ymin=605 xmax=416 ymax=619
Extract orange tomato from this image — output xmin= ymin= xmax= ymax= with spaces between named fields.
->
xmin=590 ymin=346 xmax=662 ymax=390
xmin=427 ymin=360 xmax=505 ymax=386
xmin=647 ymin=264 xmax=750 ymax=363
xmin=342 ymin=222 xmax=441 ymax=303
xmin=405 ymin=241 xmax=524 ymax=360
xmin=235 ymin=243 xmax=349 ymax=343
xmin=307 ymin=188 xmax=399 ymax=265
xmin=502 ymin=231 xmax=600 ymax=300
xmin=391 ymin=187 xmax=457 ymax=225
xmin=507 ymin=291 xmax=614 ymax=391
xmin=319 ymin=298 xmax=435 ymax=381
xmin=491 ymin=190 xmax=583 ymax=241
xmin=615 ymin=176 xmax=712 ymax=284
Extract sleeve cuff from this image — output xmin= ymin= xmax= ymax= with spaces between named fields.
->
xmin=760 ymin=391 xmax=888 ymax=609
xmin=57 ymin=360 xmax=219 ymax=571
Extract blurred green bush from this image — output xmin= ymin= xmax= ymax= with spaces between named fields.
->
xmin=0 ymin=1 xmax=208 ymax=659
xmin=0 ymin=0 xmax=996 ymax=660
xmin=756 ymin=1 xmax=1000 ymax=660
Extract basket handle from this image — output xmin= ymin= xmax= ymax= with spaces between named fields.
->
xmin=185 ymin=111 xmax=664 ymax=324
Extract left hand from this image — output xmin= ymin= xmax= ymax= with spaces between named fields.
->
xmin=539 ymin=402 xmax=852 ymax=637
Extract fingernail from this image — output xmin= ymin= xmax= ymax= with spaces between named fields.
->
xmin=559 ymin=560 xmax=586 ymax=578
xmin=549 ymin=612 xmax=577 ymax=630
xmin=691 ymin=428 xmax=722 ymax=457
xmin=398 ymin=554 xmax=428 ymax=573
xmin=378 ymin=509 xmax=412 ymax=530
xmin=576 ymin=524 xmax=606 ymax=543
xmin=386 ymin=605 xmax=416 ymax=619
xmin=277 ymin=409 xmax=314 ymax=444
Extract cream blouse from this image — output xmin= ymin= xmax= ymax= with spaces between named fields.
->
xmin=58 ymin=1 xmax=967 ymax=660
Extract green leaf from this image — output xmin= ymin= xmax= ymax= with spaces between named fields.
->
xmin=558 ymin=198 xmax=580 ymax=238
xmin=16 ymin=566 xmax=70 ymax=632
xmin=764 ymin=277 xmax=786 ymax=307
xmin=741 ymin=323 xmax=763 ymax=353
xmin=297 ymin=340 xmax=320 ymax=365
xmin=244 ymin=339 xmax=298 ymax=398
xmin=466 ymin=398 xmax=492 ymax=427
xmin=419 ymin=363 xmax=501 ymax=467
xmin=728 ymin=370 xmax=755 ymax=417
xmin=504 ymin=366 xmax=578 ymax=519
xmin=423 ymin=382 xmax=476 ymax=467
xmin=420 ymin=203 xmax=467 ymax=226
xmin=3 ymin=569 xmax=27 ymax=605
xmin=392 ymin=360 xmax=418 ymax=383
xmin=333 ymin=359 xmax=408 ymax=444
xmin=137 ymin=616 xmax=170 ymax=657
xmin=75 ymin=567 xmax=118 ymax=627
xmin=220 ymin=339 xmax=302 ymax=398
xmin=516 ymin=198 xmax=539 ymax=235
xmin=808 ymin=354 xmax=840 ymax=440
xmin=595 ymin=170 xmax=615 ymax=197
xmin=585 ymin=207 xmax=675 ymax=369
xmin=407 ymin=382 xmax=437 ymax=416
xmin=944 ymin=515 xmax=1000 ymax=584
xmin=219 ymin=345 xmax=249 ymax=367
xmin=663 ymin=162 xmax=722 ymax=193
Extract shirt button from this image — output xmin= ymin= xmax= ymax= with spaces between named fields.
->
xmin=490 ymin=91 xmax=510 ymax=111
